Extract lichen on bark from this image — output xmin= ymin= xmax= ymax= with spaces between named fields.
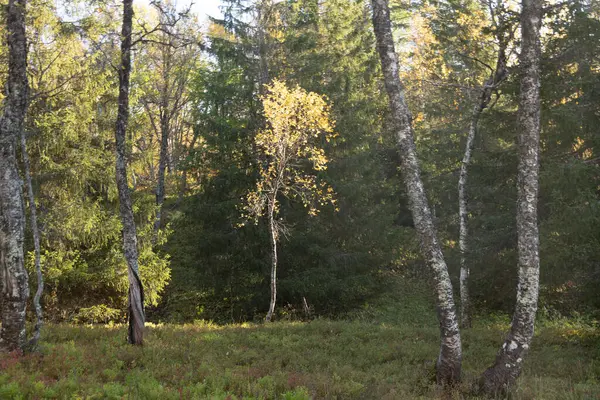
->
xmin=115 ymin=0 xmax=145 ymax=345
xmin=0 ymin=0 xmax=30 ymax=353
xmin=370 ymin=0 xmax=462 ymax=386
xmin=478 ymin=0 xmax=542 ymax=395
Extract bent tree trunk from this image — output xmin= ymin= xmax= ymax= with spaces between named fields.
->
xmin=459 ymin=38 xmax=508 ymax=329
xmin=21 ymin=130 xmax=43 ymax=350
xmin=479 ymin=0 xmax=542 ymax=395
xmin=371 ymin=0 xmax=461 ymax=385
xmin=0 ymin=0 xmax=30 ymax=352
xmin=115 ymin=0 xmax=145 ymax=345
xmin=265 ymin=197 xmax=278 ymax=322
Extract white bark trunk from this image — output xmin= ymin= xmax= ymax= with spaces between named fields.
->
xmin=21 ymin=130 xmax=43 ymax=350
xmin=370 ymin=0 xmax=462 ymax=385
xmin=459 ymin=11 xmax=510 ymax=328
xmin=458 ymin=108 xmax=478 ymax=329
xmin=0 ymin=0 xmax=30 ymax=352
xmin=153 ymin=111 xmax=169 ymax=235
xmin=479 ymin=0 xmax=542 ymax=395
xmin=265 ymin=197 xmax=277 ymax=322
xmin=115 ymin=0 xmax=145 ymax=345
xmin=153 ymin=43 xmax=172 ymax=236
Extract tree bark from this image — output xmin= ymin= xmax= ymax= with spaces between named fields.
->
xmin=0 ymin=0 xmax=30 ymax=352
xmin=458 ymin=105 xmax=479 ymax=329
xmin=153 ymin=110 xmax=169 ymax=234
xmin=478 ymin=0 xmax=542 ymax=395
xmin=153 ymin=42 xmax=171 ymax=236
xmin=265 ymin=196 xmax=277 ymax=322
xmin=459 ymin=34 xmax=508 ymax=329
xmin=370 ymin=0 xmax=461 ymax=385
xmin=115 ymin=0 xmax=145 ymax=345
xmin=21 ymin=130 xmax=43 ymax=350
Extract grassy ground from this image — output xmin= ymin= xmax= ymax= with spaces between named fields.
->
xmin=1 ymin=285 xmax=599 ymax=399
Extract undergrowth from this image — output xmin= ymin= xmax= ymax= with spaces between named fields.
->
xmin=1 ymin=281 xmax=598 ymax=399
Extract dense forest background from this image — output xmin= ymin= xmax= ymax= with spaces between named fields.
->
xmin=0 ymin=0 xmax=599 ymax=397
xmin=3 ymin=0 xmax=598 ymax=326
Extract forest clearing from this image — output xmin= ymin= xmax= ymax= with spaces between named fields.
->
xmin=1 ymin=281 xmax=599 ymax=399
xmin=0 ymin=0 xmax=599 ymax=398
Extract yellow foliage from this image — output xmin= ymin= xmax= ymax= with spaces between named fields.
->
xmin=241 ymin=79 xmax=337 ymax=224
xmin=572 ymin=136 xmax=593 ymax=160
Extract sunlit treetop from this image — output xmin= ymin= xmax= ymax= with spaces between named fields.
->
xmin=241 ymin=79 xmax=338 ymax=226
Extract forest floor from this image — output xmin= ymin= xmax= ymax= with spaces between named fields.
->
xmin=1 ymin=288 xmax=599 ymax=399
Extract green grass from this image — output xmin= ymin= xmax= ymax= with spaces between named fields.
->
xmin=1 ymin=284 xmax=599 ymax=399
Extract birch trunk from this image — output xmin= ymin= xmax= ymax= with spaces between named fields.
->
xmin=459 ymin=37 xmax=508 ymax=328
xmin=115 ymin=0 xmax=145 ymax=345
xmin=265 ymin=196 xmax=278 ymax=322
xmin=21 ymin=131 xmax=43 ymax=350
xmin=153 ymin=112 xmax=169 ymax=234
xmin=153 ymin=44 xmax=171 ymax=235
xmin=458 ymin=106 xmax=479 ymax=329
xmin=479 ymin=0 xmax=542 ymax=394
xmin=0 ymin=0 xmax=30 ymax=352
xmin=258 ymin=1 xmax=275 ymax=319
xmin=370 ymin=0 xmax=461 ymax=385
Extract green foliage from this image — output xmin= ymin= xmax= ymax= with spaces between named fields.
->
xmin=0 ymin=1 xmax=598 ymax=396
xmin=72 ymin=305 xmax=122 ymax=324
xmin=0 ymin=0 xmax=597 ymax=333
xmin=12 ymin=0 xmax=172 ymax=321
xmin=391 ymin=0 xmax=600 ymax=319
xmin=154 ymin=0 xmax=418 ymax=322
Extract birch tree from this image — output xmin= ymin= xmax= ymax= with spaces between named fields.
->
xmin=370 ymin=0 xmax=462 ymax=385
xmin=115 ymin=0 xmax=145 ymax=345
xmin=242 ymin=80 xmax=336 ymax=322
xmin=478 ymin=0 xmax=542 ymax=394
xmin=21 ymin=130 xmax=43 ymax=350
xmin=459 ymin=1 xmax=512 ymax=328
xmin=135 ymin=3 xmax=199 ymax=235
xmin=0 ymin=0 xmax=30 ymax=352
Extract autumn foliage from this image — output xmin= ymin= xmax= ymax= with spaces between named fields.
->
xmin=242 ymin=79 xmax=337 ymax=223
